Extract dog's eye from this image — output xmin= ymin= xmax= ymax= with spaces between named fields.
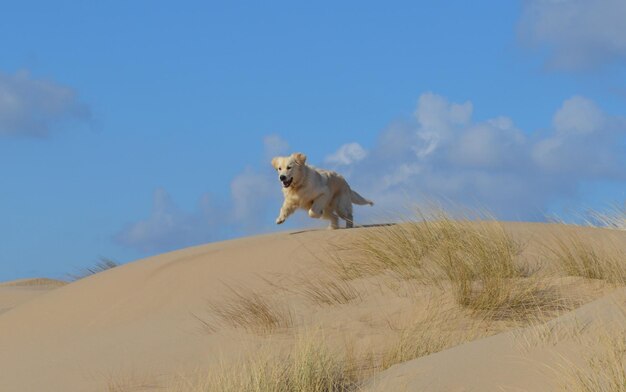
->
xmin=287 ymin=166 xmax=292 ymax=170
xmin=278 ymin=167 xmax=282 ymax=170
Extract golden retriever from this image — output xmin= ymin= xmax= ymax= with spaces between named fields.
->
xmin=271 ymin=152 xmax=373 ymax=229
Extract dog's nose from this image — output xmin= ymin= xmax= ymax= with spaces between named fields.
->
xmin=279 ymin=175 xmax=286 ymax=181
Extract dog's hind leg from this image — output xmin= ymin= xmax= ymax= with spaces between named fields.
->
xmin=336 ymin=197 xmax=354 ymax=228
xmin=309 ymin=192 xmax=330 ymax=219
xmin=342 ymin=211 xmax=354 ymax=228
xmin=323 ymin=210 xmax=339 ymax=229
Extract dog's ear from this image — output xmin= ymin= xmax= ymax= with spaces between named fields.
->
xmin=271 ymin=157 xmax=280 ymax=169
xmin=292 ymin=152 xmax=307 ymax=165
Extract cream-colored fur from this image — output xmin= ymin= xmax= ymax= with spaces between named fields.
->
xmin=271 ymin=152 xmax=373 ymax=229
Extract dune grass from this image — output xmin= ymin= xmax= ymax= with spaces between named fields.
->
xmin=68 ymin=258 xmax=119 ymax=281
xmin=296 ymin=276 xmax=362 ymax=306
xmin=264 ymin=274 xmax=362 ymax=307
xmin=508 ymin=293 xmax=626 ymax=391
xmin=333 ymin=209 xmax=569 ymax=320
xmin=3 ymin=278 xmax=66 ymax=287
xmin=551 ymin=300 xmax=626 ymax=391
xmin=586 ymin=204 xmax=626 ymax=231
xmin=103 ymin=372 xmax=160 ymax=392
xmin=380 ymin=302 xmax=480 ymax=370
xmin=512 ymin=315 xmax=590 ymax=353
xmin=173 ymin=334 xmax=360 ymax=392
xmin=552 ymin=320 xmax=626 ymax=392
xmin=542 ymin=231 xmax=626 ymax=284
xmin=559 ymin=328 xmax=626 ymax=391
xmin=207 ymin=285 xmax=293 ymax=334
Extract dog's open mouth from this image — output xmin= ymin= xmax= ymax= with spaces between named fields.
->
xmin=282 ymin=177 xmax=293 ymax=188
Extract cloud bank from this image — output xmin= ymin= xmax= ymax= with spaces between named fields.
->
xmin=327 ymin=93 xmax=626 ymax=219
xmin=114 ymin=188 xmax=222 ymax=253
xmin=519 ymin=0 xmax=626 ymax=70
xmin=116 ymin=95 xmax=626 ymax=252
xmin=115 ymin=135 xmax=290 ymax=253
xmin=325 ymin=142 xmax=368 ymax=166
xmin=0 ymin=70 xmax=91 ymax=137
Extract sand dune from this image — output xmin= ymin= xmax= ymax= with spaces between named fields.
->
xmin=0 ymin=231 xmax=337 ymax=391
xmin=0 ymin=222 xmax=624 ymax=391
xmin=0 ymin=278 xmax=65 ymax=316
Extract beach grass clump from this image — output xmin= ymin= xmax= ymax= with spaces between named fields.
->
xmin=174 ymin=335 xmax=359 ymax=392
xmin=207 ymin=286 xmax=293 ymax=334
xmin=542 ymin=232 xmax=626 ymax=284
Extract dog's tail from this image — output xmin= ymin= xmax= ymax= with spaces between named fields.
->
xmin=351 ymin=190 xmax=374 ymax=206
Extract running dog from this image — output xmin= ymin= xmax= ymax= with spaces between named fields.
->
xmin=271 ymin=152 xmax=373 ymax=229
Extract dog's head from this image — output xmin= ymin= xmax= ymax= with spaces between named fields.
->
xmin=271 ymin=152 xmax=307 ymax=189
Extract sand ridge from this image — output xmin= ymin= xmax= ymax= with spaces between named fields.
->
xmin=0 ymin=278 xmax=66 ymax=316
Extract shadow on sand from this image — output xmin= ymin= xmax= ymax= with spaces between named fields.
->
xmin=288 ymin=222 xmax=396 ymax=236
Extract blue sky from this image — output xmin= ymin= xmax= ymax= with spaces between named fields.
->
xmin=1 ymin=0 xmax=625 ymax=281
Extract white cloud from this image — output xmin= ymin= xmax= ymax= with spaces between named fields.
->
xmin=415 ymin=92 xmax=473 ymax=129
xmin=381 ymin=163 xmax=422 ymax=190
xmin=413 ymin=92 xmax=473 ymax=158
xmin=532 ymin=96 xmax=626 ymax=176
xmin=519 ymin=0 xmax=626 ymax=70
xmin=114 ymin=169 xmax=295 ymax=252
xmin=325 ymin=142 xmax=368 ymax=166
xmin=115 ymin=135 xmax=294 ymax=253
xmin=552 ymin=96 xmax=606 ymax=135
xmin=450 ymin=117 xmax=526 ymax=169
xmin=114 ymin=188 xmax=220 ymax=253
xmin=342 ymin=93 xmax=626 ymax=219
xmin=230 ymin=166 xmax=277 ymax=229
xmin=0 ymin=70 xmax=91 ymax=137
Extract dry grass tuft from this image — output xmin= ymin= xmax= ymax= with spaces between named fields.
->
xmin=475 ymin=281 xmax=568 ymax=321
xmin=517 ymin=299 xmax=626 ymax=391
xmin=543 ymin=232 xmax=626 ymax=284
xmin=351 ymin=220 xmax=439 ymax=280
xmin=556 ymin=300 xmax=626 ymax=391
xmin=262 ymin=271 xmax=362 ymax=306
xmin=334 ymin=209 xmax=567 ymax=319
xmin=380 ymin=303 xmax=479 ymax=369
xmin=422 ymin=221 xmax=537 ymax=318
xmin=105 ymin=381 xmax=158 ymax=392
xmin=103 ymin=372 xmax=161 ymax=392
xmin=2 ymin=278 xmax=66 ymax=287
xmin=173 ymin=334 xmax=360 ymax=392
xmin=207 ymin=285 xmax=293 ymax=334
xmin=586 ymin=204 xmax=626 ymax=231
xmin=68 ymin=258 xmax=119 ymax=281
xmin=512 ymin=315 xmax=590 ymax=352
xmin=293 ymin=276 xmax=362 ymax=306
xmin=560 ymin=329 xmax=626 ymax=391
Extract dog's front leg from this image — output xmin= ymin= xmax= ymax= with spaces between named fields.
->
xmin=276 ymin=200 xmax=298 ymax=224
